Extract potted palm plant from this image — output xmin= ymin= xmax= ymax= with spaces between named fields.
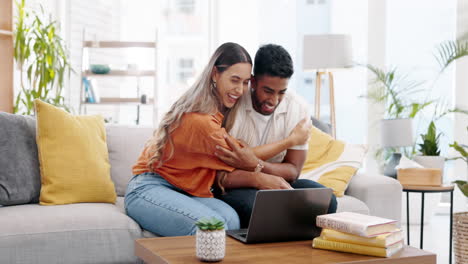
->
xmin=365 ymin=64 xmax=431 ymax=177
xmin=195 ymin=217 xmax=225 ymax=262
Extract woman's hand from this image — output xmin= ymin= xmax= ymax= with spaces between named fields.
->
xmin=288 ymin=118 xmax=312 ymax=147
xmin=215 ymin=135 xmax=259 ymax=171
xmin=254 ymin=173 xmax=292 ymax=190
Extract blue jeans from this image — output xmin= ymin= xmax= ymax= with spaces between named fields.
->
xmin=215 ymin=179 xmax=338 ymax=228
xmin=124 ymin=172 xmax=240 ymax=236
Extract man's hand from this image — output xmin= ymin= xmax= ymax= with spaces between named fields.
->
xmin=215 ymin=136 xmax=259 ymax=171
xmin=288 ymin=118 xmax=312 ymax=147
xmin=254 ymin=172 xmax=292 ymax=190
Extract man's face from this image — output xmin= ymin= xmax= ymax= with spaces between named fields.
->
xmin=251 ymin=75 xmax=289 ymax=115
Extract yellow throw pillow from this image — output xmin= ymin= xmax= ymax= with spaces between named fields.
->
xmin=35 ymin=99 xmax=116 ymax=205
xmin=300 ymin=126 xmax=367 ymax=197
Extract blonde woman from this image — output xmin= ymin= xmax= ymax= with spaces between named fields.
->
xmin=125 ymin=42 xmax=309 ymax=236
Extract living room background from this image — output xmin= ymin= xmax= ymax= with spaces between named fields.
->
xmin=13 ymin=0 xmax=468 ymax=209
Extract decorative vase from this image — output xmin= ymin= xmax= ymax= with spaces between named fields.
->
xmin=196 ymin=229 xmax=225 ymax=262
xmin=413 ymin=155 xmax=446 ymax=176
xmin=383 ymin=153 xmax=402 ymax=178
xmin=90 ymin=64 xmax=110 ymax=74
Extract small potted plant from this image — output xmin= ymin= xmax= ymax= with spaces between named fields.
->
xmin=195 ymin=217 xmax=225 ymax=262
xmin=414 ymin=121 xmax=445 ymax=172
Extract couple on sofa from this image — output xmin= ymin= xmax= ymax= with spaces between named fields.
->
xmin=125 ymin=42 xmax=338 ymax=236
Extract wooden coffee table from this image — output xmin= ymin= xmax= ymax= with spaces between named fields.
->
xmin=135 ymin=236 xmax=436 ymax=264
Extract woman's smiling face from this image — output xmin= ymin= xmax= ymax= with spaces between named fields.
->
xmin=212 ymin=62 xmax=252 ymax=109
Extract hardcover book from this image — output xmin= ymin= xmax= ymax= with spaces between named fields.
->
xmin=316 ymin=212 xmax=398 ymax=237
xmin=312 ymin=237 xmax=403 ymax=257
xmin=320 ymin=228 xmax=403 ymax=248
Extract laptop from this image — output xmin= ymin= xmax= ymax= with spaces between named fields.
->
xmin=226 ymin=188 xmax=332 ymax=244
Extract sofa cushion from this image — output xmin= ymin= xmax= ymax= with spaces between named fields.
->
xmin=35 ymin=99 xmax=116 ymax=205
xmin=336 ymin=195 xmax=370 ymax=215
xmin=299 ymin=126 xmax=367 ymax=197
xmin=115 ymin=196 xmax=158 ymax=238
xmin=311 ymin=116 xmax=332 ymax=135
xmin=106 ymin=125 xmax=154 ymax=196
xmin=0 ymin=113 xmax=40 ymax=205
xmin=0 ymin=198 xmax=142 ymax=264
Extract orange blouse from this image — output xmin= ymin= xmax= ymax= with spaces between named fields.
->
xmin=132 ymin=112 xmax=235 ymax=197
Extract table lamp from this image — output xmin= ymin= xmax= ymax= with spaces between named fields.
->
xmin=303 ymin=34 xmax=353 ymax=138
xmin=381 ymin=118 xmax=414 ymax=178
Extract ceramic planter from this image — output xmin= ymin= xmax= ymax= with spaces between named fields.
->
xmin=196 ymin=229 xmax=225 ymax=262
xmin=413 ymin=155 xmax=445 ymax=175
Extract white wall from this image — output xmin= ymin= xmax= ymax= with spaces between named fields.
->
xmin=216 ymin=0 xmax=259 ymax=59
xmin=330 ymin=0 xmax=368 ymax=144
xmin=454 ymin=0 xmax=468 ymax=212
xmin=296 ymin=0 xmax=330 ymax=102
xmin=386 ymin=0 xmax=456 ymax=155
xmin=365 ymin=0 xmax=386 ymax=173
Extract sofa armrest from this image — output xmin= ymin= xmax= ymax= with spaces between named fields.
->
xmin=346 ymin=171 xmax=402 ymax=223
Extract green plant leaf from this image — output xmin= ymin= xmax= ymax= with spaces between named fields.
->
xmin=436 ymin=40 xmax=468 ymax=72
xmin=418 ymin=121 xmax=441 ymax=156
xmin=450 ymin=141 xmax=468 ymax=158
xmin=362 ymin=64 xmax=428 ymax=119
xmin=453 ymin=180 xmax=468 ymax=197
xmin=13 ymin=1 xmax=72 ymax=114
xmin=195 ymin=217 xmax=225 ymax=231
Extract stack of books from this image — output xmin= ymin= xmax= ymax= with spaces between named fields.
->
xmin=82 ymin=77 xmax=101 ymax=103
xmin=313 ymin=212 xmax=404 ymax=257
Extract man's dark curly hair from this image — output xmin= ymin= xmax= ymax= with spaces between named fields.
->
xmin=253 ymin=44 xmax=294 ymax=78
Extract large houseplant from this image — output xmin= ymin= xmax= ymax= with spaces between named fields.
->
xmin=13 ymin=0 xmax=72 ymax=115
xmin=365 ymin=65 xmax=431 ymax=120
xmin=365 ymin=64 xmax=432 ymax=176
xmin=366 ymin=55 xmax=468 ymax=176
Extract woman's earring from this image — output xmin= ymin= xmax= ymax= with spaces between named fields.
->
xmin=212 ymin=81 xmax=217 ymax=89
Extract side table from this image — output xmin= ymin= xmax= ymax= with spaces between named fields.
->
xmin=403 ymin=184 xmax=454 ymax=264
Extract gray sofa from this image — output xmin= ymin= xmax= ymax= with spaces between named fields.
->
xmin=0 ymin=123 xmax=402 ymax=264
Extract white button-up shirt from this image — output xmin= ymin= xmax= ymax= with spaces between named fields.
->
xmin=229 ymin=89 xmax=310 ymax=163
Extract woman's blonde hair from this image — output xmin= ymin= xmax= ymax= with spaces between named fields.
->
xmin=147 ymin=42 xmax=252 ymax=170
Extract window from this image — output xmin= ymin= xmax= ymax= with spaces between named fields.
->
xmin=178 ymin=58 xmax=194 ymax=82
xmin=177 ymin=0 xmax=195 ymax=14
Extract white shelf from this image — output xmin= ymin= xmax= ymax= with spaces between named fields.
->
xmin=79 ymin=36 xmax=158 ymax=125
xmin=0 ymin=29 xmax=13 ymax=36
xmin=83 ymin=70 xmax=156 ymax=77
xmin=83 ymin=41 xmax=156 ymax=48
xmin=82 ymin=97 xmax=154 ymax=105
